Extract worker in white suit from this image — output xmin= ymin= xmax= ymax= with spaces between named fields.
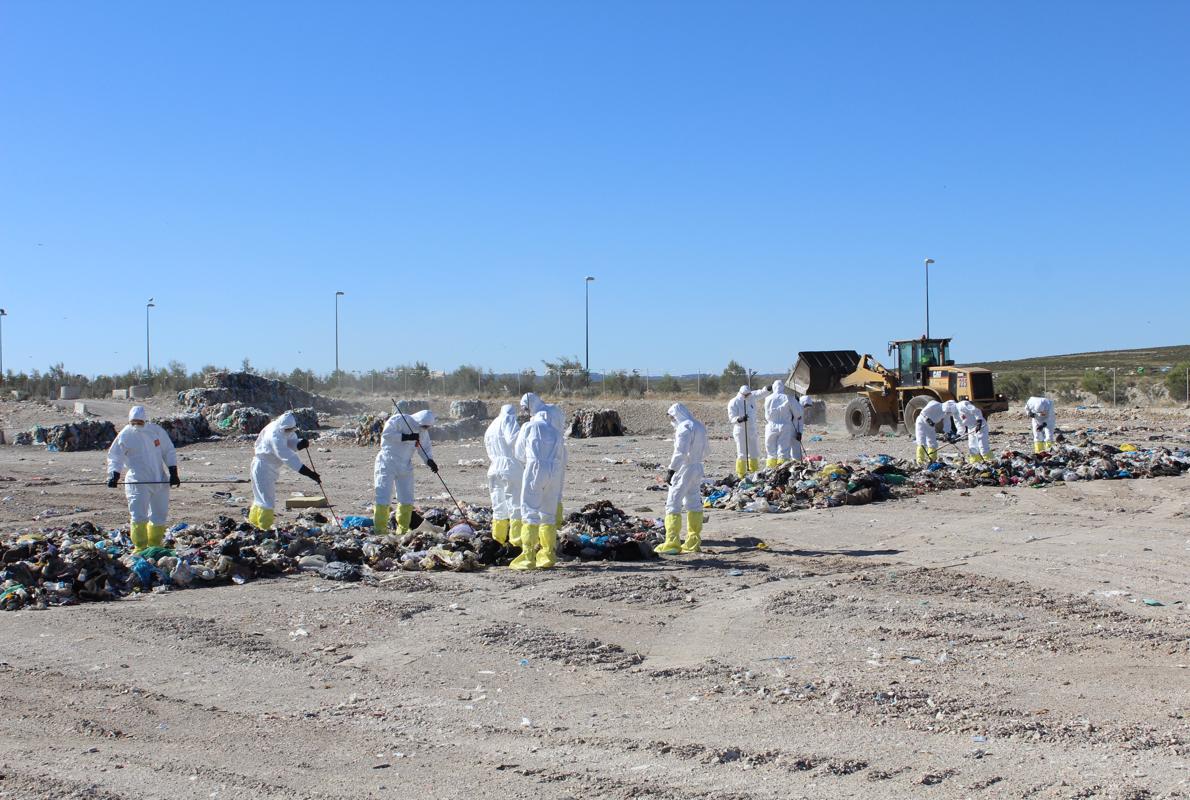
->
xmin=655 ymin=403 xmax=709 ymax=555
xmin=373 ymin=409 xmax=438 ymax=535
xmin=106 ymin=405 xmax=180 ymax=551
xmin=249 ymin=411 xmax=319 ymax=531
xmin=1025 ymin=396 xmax=1055 ymax=454
xmin=484 ymin=404 xmax=522 ymax=546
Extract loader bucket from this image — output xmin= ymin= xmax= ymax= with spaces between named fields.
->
xmin=790 ymin=350 xmax=861 ymax=395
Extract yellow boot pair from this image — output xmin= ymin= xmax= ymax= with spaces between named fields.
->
xmin=510 ymin=524 xmax=539 ymax=570
xmin=492 ymin=519 xmax=510 ymax=544
xmin=373 ymin=504 xmax=390 ymax=535
xmin=248 ymin=504 xmax=275 ymax=531
xmin=1033 ymin=441 xmax=1044 ymax=454
xmin=915 ymin=445 xmax=928 ymax=464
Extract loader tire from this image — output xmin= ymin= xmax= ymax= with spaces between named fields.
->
xmin=844 ymin=397 xmax=879 ymax=437
xmin=903 ymin=395 xmax=940 ymax=435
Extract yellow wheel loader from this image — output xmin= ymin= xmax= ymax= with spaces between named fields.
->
xmin=789 ymin=337 xmax=1008 ymax=436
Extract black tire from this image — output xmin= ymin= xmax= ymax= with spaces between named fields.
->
xmin=844 ymin=397 xmax=879 ymax=437
xmin=903 ymin=394 xmax=938 ymax=436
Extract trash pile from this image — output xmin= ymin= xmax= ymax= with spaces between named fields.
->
xmin=1 ymin=505 xmax=514 ymax=611
xmin=204 ymin=404 xmax=272 ymax=435
xmin=703 ymin=441 xmax=1190 ymax=513
xmin=350 ymin=410 xmax=486 ymax=444
xmin=12 ymin=420 xmax=118 ymax=452
xmin=568 ymin=409 xmax=625 ymax=438
xmin=178 ymin=371 xmax=356 ymax=415
xmin=395 ymin=399 xmax=430 ymax=414
xmin=152 ymin=413 xmax=212 ymax=446
xmin=450 ymin=399 xmax=487 ymax=419
xmin=558 ymin=500 xmax=662 ymax=560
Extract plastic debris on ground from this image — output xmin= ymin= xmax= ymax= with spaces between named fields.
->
xmin=558 ymin=500 xmax=662 ymax=561
xmin=703 ymin=440 xmax=1190 ymax=513
xmin=0 ymin=503 xmax=514 ymax=611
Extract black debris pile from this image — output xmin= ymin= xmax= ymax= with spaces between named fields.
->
xmin=558 ymin=500 xmax=661 ymax=561
xmin=568 ymin=409 xmax=625 ymax=438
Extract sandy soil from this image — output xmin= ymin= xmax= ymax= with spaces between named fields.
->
xmin=1 ymin=396 xmax=1188 ymax=799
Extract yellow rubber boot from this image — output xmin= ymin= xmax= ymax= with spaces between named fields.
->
xmin=654 ymin=513 xmax=682 ymax=555
xmin=492 ymin=519 xmax=510 ymax=544
xmin=373 ymin=504 xmax=390 ymax=535
xmin=257 ymin=507 xmax=275 ymax=530
xmin=1033 ymin=441 xmax=1043 ymax=454
xmin=509 ymin=519 xmax=522 ymax=547
xmin=915 ymin=445 xmax=928 ymax=464
xmin=556 ymin=501 xmax=564 ymax=527
xmin=681 ymin=511 xmax=703 ymax=553
xmin=247 ymin=505 xmax=260 ymax=529
xmin=510 ymin=524 xmax=539 ymax=570
xmin=735 ymin=459 xmax=746 ymax=478
xmin=129 ymin=522 xmax=149 ymax=553
xmin=535 ymin=525 xmax=557 ymax=569
xmin=765 ymin=458 xmax=779 ymax=469
xmin=926 ymin=448 xmax=938 ymax=462
xmin=147 ymin=524 xmax=166 ymax=548
xmin=968 ymin=455 xmax=979 ymax=464
xmin=748 ymin=458 xmax=759 ymax=472
xmin=396 ymin=503 xmax=414 ymax=533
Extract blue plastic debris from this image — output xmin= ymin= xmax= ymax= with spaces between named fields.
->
xmin=168 ymin=522 xmax=189 ymax=533
xmin=340 ymin=515 xmax=373 ymax=529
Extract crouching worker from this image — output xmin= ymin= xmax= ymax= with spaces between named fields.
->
xmin=656 ymin=403 xmax=708 ymax=555
xmin=374 ymin=409 xmax=438 ymax=535
xmin=106 ymin=405 xmax=179 ymax=552
xmin=914 ymin=399 xmax=951 ymax=464
xmin=511 ymin=410 xmax=564 ymax=570
xmin=250 ymin=411 xmax=319 ymax=530
xmin=484 ymin=404 xmax=523 ymax=546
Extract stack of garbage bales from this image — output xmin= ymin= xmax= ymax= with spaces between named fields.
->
xmin=568 ymin=409 xmax=625 ymax=438
xmin=11 ymin=420 xmax=117 ymax=452
xmin=152 ymin=413 xmax=212 ymax=446
xmin=178 ymin=371 xmax=356 ymax=414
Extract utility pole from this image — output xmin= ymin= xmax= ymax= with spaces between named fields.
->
xmin=145 ymin=298 xmax=155 ymax=379
xmin=923 ymin=258 xmax=935 ymax=338
xmin=584 ymin=276 xmax=595 ymax=374
xmin=334 ymin=291 xmax=345 ymax=388
xmin=0 ymin=308 xmax=7 ymax=384
xmin=1112 ymin=368 xmax=1117 ymax=407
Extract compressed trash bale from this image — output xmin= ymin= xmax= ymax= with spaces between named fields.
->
xmin=432 ymin=417 xmax=488 ymax=442
xmin=568 ymin=408 xmax=625 ymax=438
xmin=354 ymin=413 xmax=389 ymax=446
xmin=290 ymin=407 xmax=319 ymax=430
xmin=450 ymin=399 xmax=487 ymax=419
xmin=151 ymin=413 xmax=212 ymax=446
xmin=178 ymin=371 xmax=358 ymax=415
xmin=211 ymin=406 xmax=271 ymax=435
xmin=14 ymin=419 xmax=118 ymax=451
xmin=395 ymin=399 xmax=430 ymax=414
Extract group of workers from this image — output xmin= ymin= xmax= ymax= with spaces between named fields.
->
xmin=103 ymin=389 xmax=1060 ymax=557
xmin=913 ymin=394 xmax=1057 ymax=463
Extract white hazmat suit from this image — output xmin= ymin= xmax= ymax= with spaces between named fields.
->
xmin=511 ymin=410 xmax=564 ymax=570
xmin=520 ymin=392 xmax=566 ymax=526
xmin=954 ymin=400 xmax=991 ymax=462
xmin=727 ymin=385 xmax=761 ymax=477
xmin=484 ymin=404 xmax=523 ymax=545
xmin=1025 ymin=396 xmax=1055 ymax=453
xmin=763 ymin=379 xmax=804 ymax=466
xmin=106 ymin=405 xmax=178 ymax=551
xmin=374 ymin=409 xmax=436 ymax=534
xmin=250 ymin=411 xmax=315 ymax=530
xmin=914 ymin=399 xmax=952 ymax=463
xmin=656 ymin=403 xmax=708 ymax=555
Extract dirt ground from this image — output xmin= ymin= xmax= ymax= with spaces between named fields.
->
xmin=1 ymin=395 xmax=1188 ymax=800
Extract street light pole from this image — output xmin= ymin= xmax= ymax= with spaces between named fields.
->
xmin=584 ymin=276 xmax=595 ymax=375
xmin=335 ymin=291 xmax=345 ymax=388
xmin=0 ymin=308 xmax=7 ymax=384
xmin=923 ymin=259 xmax=935 ymax=338
xmin=145 ymin=298 xmax=155 ymax=379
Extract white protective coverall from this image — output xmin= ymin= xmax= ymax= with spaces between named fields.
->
xmin=914 ymin=399 xmax=952 ymax=463
xmin=511 ymin=410 xmax=564 ymax=570
xmin=763 ymin=380 xmax=804 ymax=466
xmin=106 ymin=405 xmax=177 ymax=550
xmin=374 ymin=409 xmax=436 ymax=533
xmin=1025 ymin=396 xmax=1055 ymax=453
xmin=727 ymin=386 xmax=761 ymax=476
xmin=656 ymin=403 xmax=708 ymax=555
xmin=484 ymin=404 xmax=523 ymax=545
xmin=250 ymin=411 xmax=306 ymax=530
xmin=954 ymin=400 xmax=991 ymax=461
xmin=520 ymin=392 xmax=566 ymax=525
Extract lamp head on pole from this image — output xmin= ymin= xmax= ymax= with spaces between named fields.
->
xmin=146 ymin=298 xmax=155 ymax=309
xmin=924 ymin=258 xmax=935 ymax=267
xmin=585 ymin=276 xmax=595 ymax=283
xmin=0 ymin=308 xmax=7 ymax=316
xmin=336 ymin=291 xmax=345 ymax=297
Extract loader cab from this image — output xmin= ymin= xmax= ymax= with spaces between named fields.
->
xmin=888 ymin=338 xmax=953 ymax=387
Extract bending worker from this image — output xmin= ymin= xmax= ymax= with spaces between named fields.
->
xmin=727 ymin=385 xmax=761 ymax=477
xmin=949 ymin=399 xmax=992 ymax=462
xmin=511 ymin=408 xmax=564 ymax=570
xmin=914 ymin=399 xmax=952 ymax=464
xmin=106 ymin=405 xmax=179 ymax=552
xmin=763 ymin=379 xmax=803 ymax=467
xmin=484 ymin=403 xmax=523 ymax=546
xmin=520 ymin=392 xmax=566 ymax=526
xmin=655 ymin=403 xmax=708 ymax=555
xmin=1025 ymin=396 xmax=1056 ymax=454
xmin=250 ymin=411 xmax=319 ymax=530
xmin=374 ymin=409 xmax=438 ymax=535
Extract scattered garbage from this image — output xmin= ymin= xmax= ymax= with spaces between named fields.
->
xmin=568 ymin=409 xmax=625 ymax=438
xmin=12 ymin=420 xmax=117 ymax=452
xmin=0 ymin=504 xmax=513 ymax=611
xmin=1143 ymin=598 xmax=1165 ymax=607
xmin=557 ymin=501 xmax=662 ymax=560
xmin=703 ymin=441 xmax=1190 ymax=513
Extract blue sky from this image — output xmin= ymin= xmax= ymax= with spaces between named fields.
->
xmin=2 ymin=0 xmax=1188 ymax=378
